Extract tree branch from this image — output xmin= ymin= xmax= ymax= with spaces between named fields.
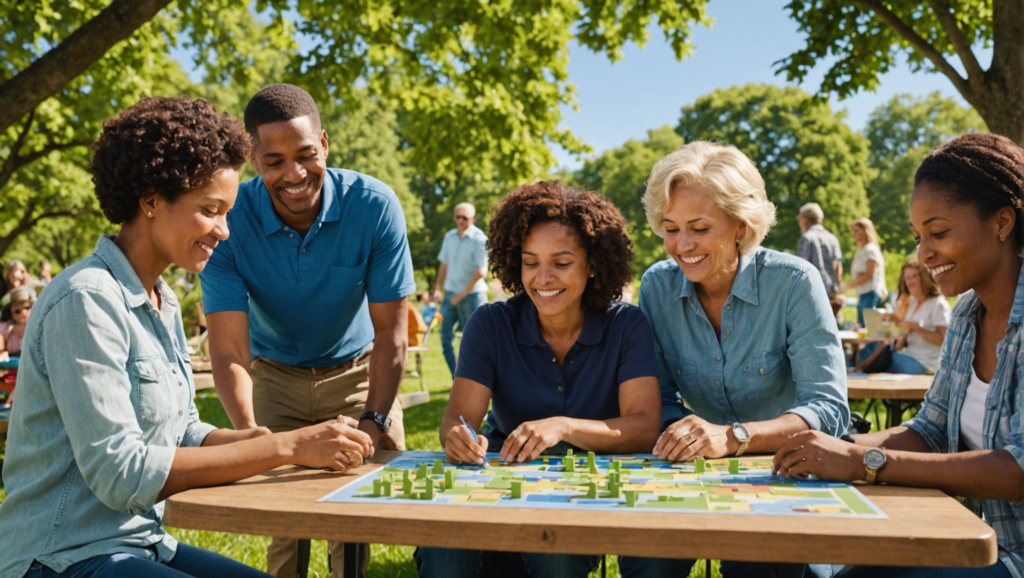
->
xmin=850 ymin=0 xmax=973 ymax=98
xmin=0 ymin=108 xmax=37 ymax=189
xmin=924 ymin=0 xmax=985 ymax=82
xmin=0 ymin=0 xmax=172 ymax=135
xmin=0 ymin=138 xmax=92 ymax=192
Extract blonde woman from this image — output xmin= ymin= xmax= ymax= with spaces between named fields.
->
xmin=625 ymin=141 xmax=848 ymax=578
xmin=842 ymin=218 xmax=888 ymax=327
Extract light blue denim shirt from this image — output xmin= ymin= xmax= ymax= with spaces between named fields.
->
xmin=905 ymin=261 xmax=1024 ymax=578
xmin=437 ymin=224 xmax=488 ymax=295
xmin=0 ymin=236 xmax=216 ymax=578
xmin=639 ymin=247 xmax=849 ymax=435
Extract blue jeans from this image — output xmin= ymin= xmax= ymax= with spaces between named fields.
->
xmin=440 ymin=291 xmax=486 ymax=377
xmin=835 ymin=560 xmax=1011 ymax=578
xmin=859 ymin=343 xmax=928 ymax=374
xmin=415 ymin=547 xmax=598 ymax=578
xmin=26 ymin=544 xmax=272 ymax=578
xmin=857 ymin=291 xmax=882 ymax=327
xmin=618 ymin=556 xmax=806 ymax=578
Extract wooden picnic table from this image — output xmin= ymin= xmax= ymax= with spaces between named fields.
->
xmin=164 ymin=450 xmax=997 ymax=578
xmin=838 ymin=331 xmax=891 ymax=365
xmin=847 ymin=375 xmax=933 ymax=429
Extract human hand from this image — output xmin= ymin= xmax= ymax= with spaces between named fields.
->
xmin=772 ymin=430 xmax=866 ymax=481
xmin=500 ymin=417 xmax=571 ymax=463
xmin=653 ymin=415 xmax=736 ymax=462
xmin=445 ymin=424 xmax=489 ymax=465
xmin=897 ymin=320 xmax=921 ymax=332
xmin=356 ymin=419 xmax=383 ymax=456
xmin=450 ymin=291 xmax=465 ymax=306
xmin=894 ymin=334 xmax=908 ymax=350
xmin=433 ymin=289 xmax=444 ymax=304
xmin=290 ymin=417 xmax=374 ymax=472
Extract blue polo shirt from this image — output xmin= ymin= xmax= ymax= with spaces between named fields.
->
xmin=454 ymin=293 xmax=659 ymax=439
xmin=199 ymin=169 xmax=415 ymax=368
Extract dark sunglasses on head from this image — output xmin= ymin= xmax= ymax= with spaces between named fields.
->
xmin=12 ymin=304 xmax=32 ymax=314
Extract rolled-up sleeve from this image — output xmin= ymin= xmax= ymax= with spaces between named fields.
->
xmin=784 ymin=269 xmax=850 ymax=436
xmin=199 ymin=236 xmax=249 ymax=314
xmin=43 ymin=289 xmax=174 ymax=516
xmin=639 ymin=282 xmax=692 ymax=430
xmin=183 ymin=397 xmax=217 ymax=448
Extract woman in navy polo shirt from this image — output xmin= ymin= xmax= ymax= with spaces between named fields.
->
xmin=415 ymin=181 xmax=661 ymax=578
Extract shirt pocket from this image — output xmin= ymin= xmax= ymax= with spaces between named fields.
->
xmin=665 ymin=356 xmax=701 ymax=399
xmin=741 ymin=348 xmax=786 ymax=402
xmin=131 ymin=355 xmax=173 ymax=424
xmin=331 ymin=261 xmax=368 ymax=292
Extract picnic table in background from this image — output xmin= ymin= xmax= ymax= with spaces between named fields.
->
xmin=838 ymin=330 xmax=891 ymax=366
xmin=847 ymin=374 xmax=933 ymax=429
xmin=164 ymin=450 xmax=996 ymax=578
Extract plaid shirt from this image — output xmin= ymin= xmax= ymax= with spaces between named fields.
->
xmin=796 ymin=224 xmax=843 ymax=294
xmin=905 ymin=262 xmax=1024 ymax=577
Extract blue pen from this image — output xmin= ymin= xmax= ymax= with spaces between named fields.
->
xmin=459 ymin=415 xmax=486 ymax=467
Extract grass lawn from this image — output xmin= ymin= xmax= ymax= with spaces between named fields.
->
xmin=0 ymin=328 xmax=906 ymax=578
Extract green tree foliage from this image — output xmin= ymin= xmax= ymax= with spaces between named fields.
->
xmin=863 ymin=93 xmax=986 ymax=255
xmin=574 ymin=126 xmax=684 ymax=274
xmin=675 ymin=84 xmax=874 ymax=254
xmin=777 ymin=0 xmax=1023 ymax=145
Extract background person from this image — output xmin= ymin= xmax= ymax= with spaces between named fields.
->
xmin=420 ymin=181 xmax=661 ymax=578
xmin=774 ymin=133 xmax=1024 ymax=578
xmin=797 ymin=202 xmax=845 ymax=317
xmin=625 ymin=141 xmax=849 ymax=578
xmin=199 ymin=83 xmax=414 ymax=578
xmin=38 ymin=259 xmax=52 ymax=285
xmin=417 ymin=292 xmax=437 ymax=325
xmin=857 ymin=260 xmax=950 ymax=375
xmin=1 ymin=259 xmax=43 ymax=306
xmin=432 ymin=202 xmax=488 ymax=376
xmin=842 ymin=218 xmax=888 ymax=327
xmin=0 ymin=287 xmax=35 ymax=356
xmin=0 ymin=96 xmax=373 ymax=578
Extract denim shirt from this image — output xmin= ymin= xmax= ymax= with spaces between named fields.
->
xmin=905 ymin=262 xmax=1024 ymax=578
xmin=639 ymin=247 xmax=849 ymax=435
xmin=0 ymin=236 xmax=216 ymax=578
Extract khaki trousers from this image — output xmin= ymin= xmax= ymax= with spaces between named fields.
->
xmin=251 ymin=355 xmax=405 ymax=578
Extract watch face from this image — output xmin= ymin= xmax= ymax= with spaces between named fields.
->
xmin=864 ymin=448 xmax=886 ymax=469
xmin=733 ymin=424 xmax=751 ymax=441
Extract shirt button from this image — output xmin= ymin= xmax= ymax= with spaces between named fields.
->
xmin=726 ymin=330 xmax=730 ymax=336
xmin=552 ymin=357 xmax=556 ymax=363
xmin=569 ymin=360 xmax=573 ymax=364
xmin=302 ymin=248 xmax=306 ymax=253
xmin=716 ymin=356 xmax=721 ymax=361
xmin=760 ymin=368 xmax=764 ymax=374
xmin=172 ymin=368 xmax=177 ymax=374
xmin=727 ymin=305 xmax=731 ymax=310
xmin=178 ymin=380 xmax=183 ymax=386
xmin=715 ymin=381 xmax=720 ymax=385
xmin=677 ymin=370 xmax=681 ymax=375
xmin=289 ymin=234 xmax=294 ymax=238
xmin=557 ymin=386 xmax=563 ymax=392
xmin=178 ymin=410 xmax=183 ymax=416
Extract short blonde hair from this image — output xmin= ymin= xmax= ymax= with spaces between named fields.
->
xmin=643 ymin=141 xmax=777 ymax=255
xmin=850 ymin=218 xmax=879 ymax=245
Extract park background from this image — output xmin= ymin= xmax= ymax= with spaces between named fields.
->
xmin=1 ymin=0 xmax=1019 ymax=576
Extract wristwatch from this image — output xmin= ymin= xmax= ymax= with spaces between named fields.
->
xmin=857 ymin=448 xmax=886 ymax=484
xmin=730 ymin=423 xmax=751 ymax=457
xmin=359 ymin=411 xmax=392 ymax=433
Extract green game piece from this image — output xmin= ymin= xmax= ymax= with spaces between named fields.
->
xmin=383 ymin=480 xmax=392 ymax=497
xmin=510 ymin=480 xmax=523 ymax=499
xmin=625 ymin=490 xmax=637 ymax=507
xmin=587 ymin=452 xmax=598 ymax=474
xmin=445 ymin=469 xmax=455 ymax=489
xmin=403 ymin=469 xmax=411 ymax=483
xmin=611 ymin=460 xmax=622 ymax=472
xmin=567 ymin=448 xmax=574 ymax=458
xmin=372 ymin=479 xmax=382 ymax=496
xmin=543 ymin=457 xmax=549 ymax=465
xmin=585 ymin=481 xmax=597 ymax=499
xmin=564 ymin=456 xmax=575 ymax=472
xmin=424 ymin=477 xmax=435 ymax=500
xmin=608 ymin=480 xmax=620 ymax=498
xmin=433 ymin=459 xmax=444 ymax=475
xmin=728 ymin=459 xmax=739 ymax=474
xmin=403 ymin=478 xmax=412 ymax=494
xmin=694 ymin=458 xmax=705 ymax=473
xmin=418 ymin=463 xmax=428 ymax=479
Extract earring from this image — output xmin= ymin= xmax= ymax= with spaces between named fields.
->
xmin=147 ymin=212 xmax=153 ymax=217
xmin=1000 ymin=234 xmax=1006 ymax=242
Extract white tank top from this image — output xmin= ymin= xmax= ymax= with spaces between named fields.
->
xmin=960 ymin=366 xmax=990 ymax=451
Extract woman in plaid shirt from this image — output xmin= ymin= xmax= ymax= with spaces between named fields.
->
xmin=775 ymin=133 xmax=1024 ymax=578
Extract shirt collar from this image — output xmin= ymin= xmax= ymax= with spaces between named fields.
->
xmin=515 ymin=293 xmax=604 ymax=347
xmin=1010 ymin=260 xmax=1024 ymax=324
xmin=259 ymin=173 xmax=339 ymax=236
xmin=674 ymin=250 xmax=759 ymax=306
xmin=92 ymin=235 xmax=178 ymax=311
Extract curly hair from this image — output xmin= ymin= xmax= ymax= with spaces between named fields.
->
xmin=488 ymin=181 xmax=634 ymax=310
xmin=91 ymin=96 xmax=251 ymax=224
xmin=914 ymin=132 xmax=1024 ymax=245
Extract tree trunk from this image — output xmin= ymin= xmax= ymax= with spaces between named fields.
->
xmin=0 ymin=0 xmax=172 ymax=136
xmin=974 ymin=0 xmax=1024 ymax=145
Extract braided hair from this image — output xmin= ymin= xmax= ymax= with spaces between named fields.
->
xmin=914 ymin=133 xmax=1024 ymax=245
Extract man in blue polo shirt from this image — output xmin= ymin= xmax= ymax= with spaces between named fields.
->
xmin=200 ymin=83 xmax=415 ymax=578
xmin=432 ymin=202 xmax=488 ymax=376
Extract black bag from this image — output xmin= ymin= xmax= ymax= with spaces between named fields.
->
xmin=861 ymin=343 xmax=893 ymax=373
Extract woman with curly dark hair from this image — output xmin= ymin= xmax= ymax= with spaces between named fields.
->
xmin=0 ymin=97 xmax=373 ymax=578
xmin=416 ymin=181 xmax=661 ymax=578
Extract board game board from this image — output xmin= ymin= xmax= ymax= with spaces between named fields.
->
xmin=318 ymin=450 xmax=886 ymax=519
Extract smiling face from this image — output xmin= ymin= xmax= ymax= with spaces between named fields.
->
xmin=148 ymin=168 xmax=238 ymax=274
xmin=454 ymin=204 xmax=475 ymax=235
xmin=902 ymin=266 xmax=922 ymax=296
xmin=521 ymin=221 xmax=592 ymax=319
xmin=11 ymin=301 xmax=31 ymax=325
xmin=910 ymin=182 xmax=1014 ymax=298
xmin=6 ymin=264 xmax=25 ymax=289
xmin=251 ymin=116 xmax=328 ymax=223
xmin=850 ymin=223 xmax=867 ymax=246
xmin=662 ymin=185 xmax=746 ymax=288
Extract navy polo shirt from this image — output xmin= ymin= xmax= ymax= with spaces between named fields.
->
xmin=199 ymin=169 xmax=415 ymax=368
xmin=455 ymin=293 xmax=659 ymax=438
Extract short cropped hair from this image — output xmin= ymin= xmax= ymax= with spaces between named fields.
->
xmin=244 ymin=83 xmax=321 ymax=142
xmin=488 ymin=181 xmax=634 ymax=310
xmin=799 ymin=202 xmax=824 ymax=223
xmin=91 ymin=97 xmax=250 ymax=225
xmin=643 ymin=141 xmax=777 ymax=255
xmin=850 ymin=218 xmax=879 ymax=245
